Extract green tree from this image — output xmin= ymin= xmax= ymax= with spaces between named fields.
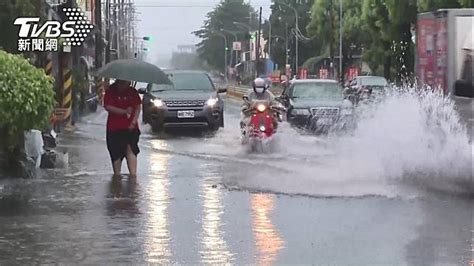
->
xmin=267 ymin=0 xmax=320 ymax=71
xmin=0 ymin=0 xmax=37 ymax=53
xmin=0 ymin=50 xmax=55 ymax=152
xmin=307 ymin=0 xmax=471 ymax=81
xmin=193 ymin=0 xmax=257 ymax=72
xmin=307 ymin=0 xmax=367 ymax=77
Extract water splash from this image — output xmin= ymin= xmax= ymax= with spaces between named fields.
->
xmin=225 ymin=85 xmax=473 ymax=198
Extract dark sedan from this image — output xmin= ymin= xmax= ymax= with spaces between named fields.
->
xmin=139 ymin=70 xmax=226 ymax=133
xmin=279 ymin=79 xmax=355 ymax=133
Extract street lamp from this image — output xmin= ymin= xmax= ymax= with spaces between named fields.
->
xmin=220 ymin=29 xmax=240 ymax=67
xmin=233 ymin=21 xmax=254 ymax=62
xmin=276 ymin=1 xmax=299 ymax=75
xmin=233 ymin=21 xmax=252 ymax=32
xmin=339 ymin=0 xmax=343 ymax=82
xmin=210 ymin=30 xmax=228 ymax=82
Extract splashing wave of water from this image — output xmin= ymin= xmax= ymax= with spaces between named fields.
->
xmin=223 ymin=86 xmax=473 ymax=198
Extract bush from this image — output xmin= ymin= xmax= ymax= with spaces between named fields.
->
xmin=0 ymin=50 xmax=55 ymax=152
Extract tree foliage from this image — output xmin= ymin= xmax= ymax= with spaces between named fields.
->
xmin=0 ymin=50 xmax=55 ymax=151
xmin=193 ymin=0 xmax=257 ymax=72
xmin=0 ymin=0 xmax=36 ymax=53
xmin=267 ymin=0 xmax=320 ymax=70
xmin=306 ymin=0 xmax=471 ymax=80
xmin=307 ymin=0 xmax=368 ymax=75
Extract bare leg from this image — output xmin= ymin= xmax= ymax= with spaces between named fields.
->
xmin=112 ymin=159 xmax=122 ymax=176
xmin=125 ymin=145 xmax=137 ymax=178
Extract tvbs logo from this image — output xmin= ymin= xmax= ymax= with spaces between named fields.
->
xmin=14 ymin=7 xmax=94 ymax=52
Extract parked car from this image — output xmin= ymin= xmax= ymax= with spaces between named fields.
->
xmin=279 ymin=79 xmax=354 ymax=133
xmin=139 ymin=70 xmax=226 ymax=133
xmin=345 ymin=76 xmax=389 ymax=104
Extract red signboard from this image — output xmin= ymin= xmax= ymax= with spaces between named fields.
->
xmin=319 ymin=68 xmax=329 ymax=79
xmin=299 ymin=68 xmax=308 ymax=79
xmin=270 ymin=71 xmax=281 ymax=83
xmin=417 ymin=18 xmax=435 ymax=88
xmin=347 ymin=67 xmax=359 ymax=81
xmin=435 ymin=15 xmax=448 ymax=93
xmin=417 ymin=15 xmax=448 ymax=92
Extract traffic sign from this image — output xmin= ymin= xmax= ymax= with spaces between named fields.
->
xmin=232 ymin=42 xmax=242 ymax=51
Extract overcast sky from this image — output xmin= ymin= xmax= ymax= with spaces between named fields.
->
xmin=134 ymin=0 xmax=271 ymax=65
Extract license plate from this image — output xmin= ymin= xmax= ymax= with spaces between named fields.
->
xmin=177 ymin=110 xmax=195 ymax=118
xmin=317 ymin=118 xmax=333 ymax=125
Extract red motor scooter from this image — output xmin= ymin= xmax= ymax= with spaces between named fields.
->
xmin=241 ymin=99 xmax=281 ymax=151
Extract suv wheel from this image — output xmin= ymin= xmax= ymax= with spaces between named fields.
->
xmin=219 ymin=111 xmax=224 ymax=128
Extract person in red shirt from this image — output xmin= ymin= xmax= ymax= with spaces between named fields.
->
xmin=103 ymin=80 xmax=142 ymax=178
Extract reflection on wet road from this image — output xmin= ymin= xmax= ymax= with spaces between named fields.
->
xmin=251 ymin=194 xmax=284 ymax=265
xmin=145 ymin=152 xmax=171 ymax=263
xmin=0 ymin=98 xmax=472 ymax=264
xmin=200 ymin=163 xmax=233 ymax=264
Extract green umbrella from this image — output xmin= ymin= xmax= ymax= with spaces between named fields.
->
xmin=95 ymin=59 xmax=171 ymax=84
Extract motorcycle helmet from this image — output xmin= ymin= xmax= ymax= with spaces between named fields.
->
xmin=252 ymin=77 xmax=268 ymax=95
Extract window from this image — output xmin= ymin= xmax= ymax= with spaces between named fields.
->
xmin=292 ymin=82 xmax=344 ymax=99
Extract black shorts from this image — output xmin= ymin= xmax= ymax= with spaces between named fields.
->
xmin=106 ymin=129 xmax=140 ymax=162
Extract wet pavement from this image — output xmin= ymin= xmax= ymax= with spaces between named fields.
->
xmin=0 ymin=97 xmax=472 ymax=265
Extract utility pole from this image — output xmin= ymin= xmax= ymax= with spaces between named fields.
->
xmin=278 ymin=2 xmax=299 ymax=76
xmin=295 ymin=11 xmax=299 ymax=77
xmin=339 ymin=0 xmax=343 ymax=82
xmin=285 ymin=23 xmax=289 ymax=66
xmin=95 ymin=0 xmax=103 ymax=68
xmin=256 ymin=6 xmax=262 ymax=77
xmin=105 ymin=0 xmax=111 ymax=63
xmin=268 ymin=20 xmax=272 ymax=60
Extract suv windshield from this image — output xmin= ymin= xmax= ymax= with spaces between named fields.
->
xmin=150 ymin=83 xmax=174 ymax=93
xmin=168 ymin=72 xmax=214 ymax=91
xmin=149 ymin=72 xmax=214 ymax=92
xmin=292 ymin=82 xmax=344 ymax=99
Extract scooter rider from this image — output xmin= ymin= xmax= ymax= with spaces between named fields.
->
xmin=241 ymin=78 xmax=280 ymax=129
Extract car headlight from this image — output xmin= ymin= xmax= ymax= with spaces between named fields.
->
xmin=206 ymin=98 xmax=218 ymax=107
xmin=340 ymin=108 xmax=353 ymax=115
xmin=291 ymin=108 xmax=310 ymax=116
xmin=151 ymin=98 xmax=164 ymax=107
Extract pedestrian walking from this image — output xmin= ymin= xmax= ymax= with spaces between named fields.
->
xmin=103 ymin=79 xmax=141 ymax=178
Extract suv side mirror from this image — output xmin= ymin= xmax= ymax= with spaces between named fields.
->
xmin=137 ymin=88 xmax=147 ymax=94
xmin=218 ymin=87 xmax=227 ymax=93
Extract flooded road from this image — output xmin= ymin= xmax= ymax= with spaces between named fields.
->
xmin=0 ymin=95 xmax=472 ymax=265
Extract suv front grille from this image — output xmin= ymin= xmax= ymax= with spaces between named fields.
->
xmin=311 ymin=107 xmax=340 ymax=117
xmin=164 ymin=100 xmax=205 ymax=108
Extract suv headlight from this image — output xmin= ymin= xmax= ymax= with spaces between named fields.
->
xmin=206 ymin=98 xmax=218 ymax=107
xmin=151 ymin=98 xmax=164 ymax=107
xmin=291 ymin=109 xmax=310 ymax=116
